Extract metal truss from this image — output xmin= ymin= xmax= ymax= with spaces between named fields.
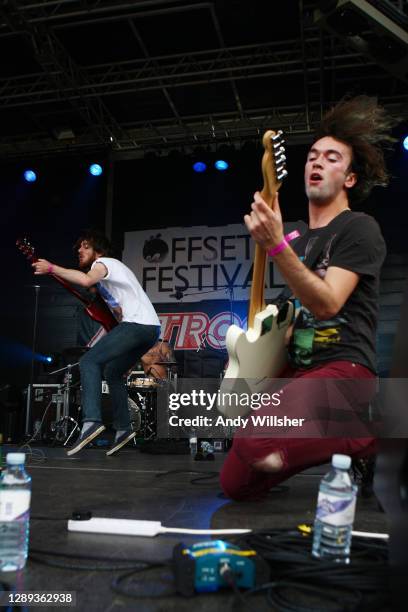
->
xmin=0 ymin=0 xmax=407 ymax=157
xmin=1 ymin=98 xmax=406 ymax=159
xmin=0 ymin=1 xmax=197 ymax=31
xmin=0 ymin=37 xmax=380 ymax=108
xmin=0 ymin=0 xmax=139 ymax=149
xmin=1 ymin=1 xmax=404 ymax=29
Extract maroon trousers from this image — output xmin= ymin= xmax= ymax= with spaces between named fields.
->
xmin=220 ymin=360 xmax=377 ymax=501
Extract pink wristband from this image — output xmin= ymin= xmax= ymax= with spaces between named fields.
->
xmin=267 ymin=230 xmax=300 ymax=258
xmin=47 ymin=264 xmax=54 ymax=274
xmin=268 ymin=239 xmax=289 ymax=257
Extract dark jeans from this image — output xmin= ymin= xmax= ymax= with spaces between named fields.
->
xmin=79 ymin=322 xmax=160 ymax=430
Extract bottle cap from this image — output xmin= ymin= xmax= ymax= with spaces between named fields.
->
xmin=331 ymin=454 xmax=351 ymax=470
xmin=6 ymin=453 xmax=26 ymax=465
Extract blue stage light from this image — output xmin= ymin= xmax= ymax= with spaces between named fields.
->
xmin=23 ymin=170 xmax=37 ymax=182
xmin=214 ymin=160 xmax=229 ymax=171
xmin=403 ymin=136 xmax=408 ymax=151
xmin=193 ymin=161 xmax=207 ymax=173
xmin=89 ymin=163 xmax=103 ymax=176
xmin=35 ymin=353 xmax=54 ymax=364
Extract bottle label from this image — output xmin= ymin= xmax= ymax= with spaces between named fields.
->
xmin=316 ymin=491 xmax=356 ymax=526
xmin=0 ymin=491 xmax=31 ymax=521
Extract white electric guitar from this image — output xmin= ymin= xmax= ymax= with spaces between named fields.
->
xmin=218 ymin=130 xmax=293 ymax=417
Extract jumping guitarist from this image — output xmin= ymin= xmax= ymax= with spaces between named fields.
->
xmin=220 ymin=96 xmax=396 ymax=500
xmin=32 ymin=230 xmax=161 ymax=456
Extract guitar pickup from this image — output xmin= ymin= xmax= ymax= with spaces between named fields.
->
xmin=277 ymin=302 xmax=291 ymax=327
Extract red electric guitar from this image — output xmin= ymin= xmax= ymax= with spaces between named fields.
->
xmin=16 ymin=237 xmax=118 ymax=332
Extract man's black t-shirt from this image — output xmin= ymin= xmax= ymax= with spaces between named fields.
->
xmin=288 ymin=210 xmax=386 ymax=373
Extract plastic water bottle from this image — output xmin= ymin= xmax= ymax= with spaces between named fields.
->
xmin=0 ymin=453 xmax=31 ymax=571
xmin=312 ymin=454 xmax=357 ymax=564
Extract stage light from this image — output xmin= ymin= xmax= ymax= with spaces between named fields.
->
xmin=23 ymin=170 xmax=37 ymax=183
xmin=89 ymin=163 xmax=103 ymax=176
xmin=403 ymin=136 xmax=408 ymax=151
xmin=215 ymin=160 xmax=229 ymax=171
xmin=35 ymin=353 xmax=54 ymax=364
xmin=193 ymin=161 xmax=207 ymax=173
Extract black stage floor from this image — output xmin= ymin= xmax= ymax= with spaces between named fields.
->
xmin=1 ymin=444 xmax=389 ymax=611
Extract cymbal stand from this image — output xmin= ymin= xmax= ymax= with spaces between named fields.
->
xmin=47 ymin=361 xmax=80 ymax=444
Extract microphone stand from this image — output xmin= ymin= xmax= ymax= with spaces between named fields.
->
xmin=24 ymin=285 xmax=41 ymax=437
xmin=170 ymin=283 xmax=236 ymax=327
xmin=28 ymin=284 xmax=41 ymax=387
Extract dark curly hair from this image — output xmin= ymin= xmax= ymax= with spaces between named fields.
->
xmin=314 ymin=96 xmax=396 ymax=203
xmin=74 ymin=230 xmax=112 ymax=256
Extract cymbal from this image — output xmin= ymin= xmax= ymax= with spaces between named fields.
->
xmin=153 ymin=361 xmax=178 ymax=366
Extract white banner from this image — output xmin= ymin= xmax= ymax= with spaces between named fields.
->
xmin=123 ymin=222 xmax=304 ymax=303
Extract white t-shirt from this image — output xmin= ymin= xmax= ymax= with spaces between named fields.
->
xmin=91 ymin=257 xmax=160 ymax=327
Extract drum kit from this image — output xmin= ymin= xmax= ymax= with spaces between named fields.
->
xmin=44 ymin=350 xmax=178 ymax=445
xmin=127 ymin=360 xmax=177 ymax=388
xmin=126 ymin=360 xmax=178 ymax=440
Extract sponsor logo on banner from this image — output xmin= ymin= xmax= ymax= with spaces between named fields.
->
xmin=158 ymin=310 xmax=243 ymax=350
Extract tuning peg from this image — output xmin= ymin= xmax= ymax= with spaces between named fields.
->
xmin=276 ymin=154 xmax=286 ymax=164
xmin=277 ymin=169 xmax=288 ymax=180
xmin=274 ymin=146 xmax=285 ymax=156
xmin=272 ymin=130 xmax=283 ymax=141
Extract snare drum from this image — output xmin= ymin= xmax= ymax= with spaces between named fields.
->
xmin=128 ymin=377 xmax=158 ymax=389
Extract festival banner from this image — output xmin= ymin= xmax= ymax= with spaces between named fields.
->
xmin=123 ymin=222 xmax=305 ymax=303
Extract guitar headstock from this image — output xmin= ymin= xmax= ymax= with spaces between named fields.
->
xmin=16 ymin=237 xmax=35 ymax=261
xmin=261 ymin=129 xmax=288 ymax=205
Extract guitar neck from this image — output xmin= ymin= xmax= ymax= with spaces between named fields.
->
xmin=29 ymin=254 xmax=90 ymax=305
xmin=248 ymin=243 xmax=268 ymax=328
xmin=17 ymin=241 xmax=118 ymax=331
xmin=50 ymin=273 xmax=90 ymax=306
xmin=248 ymin=183 xmax=273 ymax=329
xmin=247 ymin=130 xmax=284 ymax=329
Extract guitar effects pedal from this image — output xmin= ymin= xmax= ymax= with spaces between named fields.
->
xmin=173 ymin=539 xmax=269 ymax=595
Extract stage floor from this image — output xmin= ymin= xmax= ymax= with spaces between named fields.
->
xmin=1 ymin=444 xmax=388 ymax=611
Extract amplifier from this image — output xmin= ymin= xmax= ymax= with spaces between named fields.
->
xmin=25 ymin=384 xmax=66 ymax=438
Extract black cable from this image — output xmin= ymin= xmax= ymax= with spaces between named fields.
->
xmin=221 ymin=567 xmax=248 ymax=608
xmin=154 ymin=468 xmax=219 ymax=484
xmin=28 ymin=546 xmax=169 ymax=573
xmin=190 ymin=471 xmax=219 ymax=484
xmin=27 ymin=523 xmax=389 ymax=608
xmin=29 ymin=555 xmax=150 ymax=572
xmin=111 ymin=564 xmax=176 ymax=599
xmin=267 ymin=581 xmax=362 ymax=612
xmin=228 ymin=530 xmax=389 ymax=612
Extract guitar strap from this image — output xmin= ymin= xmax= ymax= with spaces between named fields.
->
xmin=275 ymin=210 xmax=365 ymax=307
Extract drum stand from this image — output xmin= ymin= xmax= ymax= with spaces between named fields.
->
xmin=47 ymin=361 xmax=81 ymax=445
